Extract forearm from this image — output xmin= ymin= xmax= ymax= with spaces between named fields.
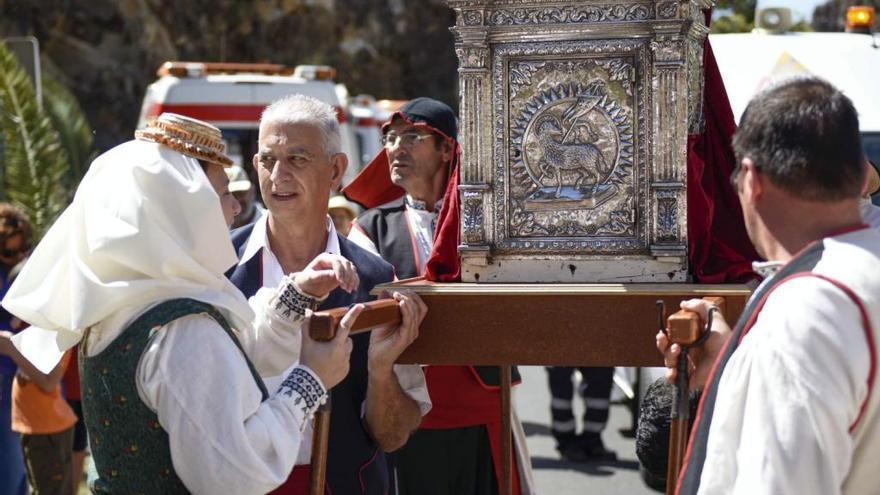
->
xmin=2 ymin=341 xmax=63 ymax=393
xmin=364 ymin=365 xmax=421 ymax=452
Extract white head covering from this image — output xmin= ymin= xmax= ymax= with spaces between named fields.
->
xmin=2 ymin=139 xmax=254 ymax=371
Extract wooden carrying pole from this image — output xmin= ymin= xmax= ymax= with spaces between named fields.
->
xmin=307 ymin=299 xmax=401 ymax=495
xmin=664 ymin=296 xmax=725 ymax=495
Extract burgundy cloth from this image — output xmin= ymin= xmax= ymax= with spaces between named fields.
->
xmin=267 ymin=465 xmax=321 ymax=495
xmin=424 ymin=152 xmax=461 ymax=282
xmin=686 ymin=18 xmax=761 ymax=283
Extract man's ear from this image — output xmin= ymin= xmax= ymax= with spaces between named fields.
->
xmin=330 ymin=153 xmax=349 ymax=191
xmin=741 ymin=158 xmax=763 ymax=203
xmin=441 ymin=139 xmax=454 ymax=165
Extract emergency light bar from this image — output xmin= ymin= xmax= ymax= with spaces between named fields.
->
xmin=846 ymin=6 xmax=876 ymax=34
xmin=157 ymin=61 xmax=294 ymax=78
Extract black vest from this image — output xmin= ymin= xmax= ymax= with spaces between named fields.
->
xmin=227 ymin=223 xmax=396 ymax=495
xmin=355 ymin=199 xmax=418 ymax=279
xmin=677 ymin=241 xmax=826 ymax=494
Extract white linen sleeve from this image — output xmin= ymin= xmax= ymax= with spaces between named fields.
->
xmin=137 ymin=314 xmax=325 ymax=495
xmin=393 ymin=364 xmax=432 ymax=416
xmin=238 ymin=286 xmax=303 ymax=377
xmin=705 ymin=278 xmax=870 ymax=495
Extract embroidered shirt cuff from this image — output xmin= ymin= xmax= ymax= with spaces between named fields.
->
xmin=276 ymin=365 xmax=328 ymax=431
xmin=269 ymin=275 xmax=326 ymax=323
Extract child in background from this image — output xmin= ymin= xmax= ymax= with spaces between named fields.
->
xmin=62 ymin=348 xmax=88 ymax=493
xmin=0 ymin=203 xmax=33 ymax=495
xmin=1 ymin=328 xmax=76 ymax=495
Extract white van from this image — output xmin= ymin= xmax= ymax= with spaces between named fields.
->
xmin=136 ymin=61 xmax=370 ymax=186
xmin=709 ymin=7 xmax=880 ymax=167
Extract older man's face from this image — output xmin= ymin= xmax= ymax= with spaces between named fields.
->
xmin=253 ymin=121 xmax=346 ymax=221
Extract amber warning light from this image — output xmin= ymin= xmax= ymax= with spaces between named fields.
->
xmin=846 ymin=6 xmax=876 ymax=33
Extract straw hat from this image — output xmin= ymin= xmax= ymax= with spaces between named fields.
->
xmin=225 ymin=165 xmax=252 ymax=193
xmin=867 ymin=159 xmax=880 ymax=197
xmin=135 ymin=113 xmax=233 ymax=167
xmin=328 ymin=195 xmax=357 ymax=217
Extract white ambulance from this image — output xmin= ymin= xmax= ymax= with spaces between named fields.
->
xmin=136 ymin=61 xmax=372 ymax=186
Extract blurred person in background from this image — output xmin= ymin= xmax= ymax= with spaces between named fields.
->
xmin=227 ymin=164 xmax=265 ymax=229
xmin=328 ymin=195 xmax=357 ymax=236
xmin=0 ymin=203 xmax=32 ymax=495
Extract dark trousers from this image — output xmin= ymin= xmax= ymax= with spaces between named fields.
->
xmin=546 ymin=366 xmax=614 ymax=446
xmin=395 ymin=426 xmax=498 ymax=495
xmin=20 ymin=427 xmax=74 ymax=495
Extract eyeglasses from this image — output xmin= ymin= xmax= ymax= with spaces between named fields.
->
xmin=380 ymin=132 xmax=435 ymax=149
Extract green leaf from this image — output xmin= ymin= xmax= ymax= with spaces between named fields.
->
xmin=42 ymin=75 xmax=97 ymax=200
xmin=0 ymin=41 xmax=69 ymax=240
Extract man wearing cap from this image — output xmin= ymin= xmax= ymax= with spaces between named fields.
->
xmin=345 ymin=97 xmax=532 ymax=495
xmin=1 ymin=113 xmax=363 ymax=494
xmin=227 ymin=94 xmax=429 ymax=495
xmin=226 ymin=164 xmax=266 ymax=229
xmin=328 ymin=195 xmax=358 ymax=236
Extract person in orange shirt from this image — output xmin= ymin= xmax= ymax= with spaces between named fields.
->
xmin=0 ymin=329 xmax=76 ymax=495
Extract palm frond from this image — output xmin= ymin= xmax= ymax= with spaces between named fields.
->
xmin=42 ymin=75 xmax=97 ymax=200
xmin=0 ymin=41 xmax=69 ymax=240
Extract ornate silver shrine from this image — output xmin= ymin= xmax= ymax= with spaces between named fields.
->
xmin=448 ymin=0 xmax=712 ymax=283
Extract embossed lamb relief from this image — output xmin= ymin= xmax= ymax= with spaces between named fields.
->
xmin=448 ymin=0 xmax=712 ymax=283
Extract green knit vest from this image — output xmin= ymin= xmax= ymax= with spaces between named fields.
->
xmin=80 ymin=298 xmax=269 ymax=494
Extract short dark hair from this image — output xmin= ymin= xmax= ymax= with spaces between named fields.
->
xmin=0 ymin=202 xmax=32 ymax=250
xmin=731 ymin=77 xmax=863 ymax=201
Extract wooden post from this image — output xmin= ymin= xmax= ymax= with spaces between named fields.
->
xmin=310 ymin=397 xmax=331 ymax=495
xmin=500 ymin=365 xmax=513 ymax=495
xmin=665 ymin=296 xmax=725 ymax=495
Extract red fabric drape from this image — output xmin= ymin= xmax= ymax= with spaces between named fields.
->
xmin=424 ymin=153 xmax=461 ymax=281
xmin=686 ymin=24 xmax=761 ymax=283
xmin=341 ymin=151 xmax=405 ymax=210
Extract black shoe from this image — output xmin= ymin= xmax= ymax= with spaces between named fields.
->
xmin=579 ymin=434 xmax=617 ymax=462
xmin=557 ymin=443 xmax=590 ymax=462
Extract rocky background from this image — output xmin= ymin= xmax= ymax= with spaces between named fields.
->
xmin=0 ymin=0 xmax=872 ymax=152
xmin=0 ymin=0 xmax=458 ymax=150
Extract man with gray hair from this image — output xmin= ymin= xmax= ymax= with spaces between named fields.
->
xmin=228 ymin=94 xmax=430 ymax=495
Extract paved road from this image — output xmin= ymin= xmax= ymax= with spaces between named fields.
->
xmin=516 ymin=366 xmax=658 ymax=494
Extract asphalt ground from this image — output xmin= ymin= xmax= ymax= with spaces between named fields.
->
xmin=516 ymin=365 xmax=658 ymax=495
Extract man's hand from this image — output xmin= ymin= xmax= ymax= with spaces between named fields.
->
xmin=656 ymin=299 xmax=733 ymax=390
xmin=293 ymin=253 xmax=359 ymax=298
xmin=299 ymin=305 xmax=359 ymax=389
xmin=368 ymin=292 xmax=427 ymax=374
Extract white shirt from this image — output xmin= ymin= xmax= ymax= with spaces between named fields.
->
xmin=348 ymin=195 xmax=441 ymax=275
xmin=698 ymin=227 xmax=880 ymax=495
xmin=83 ymin=289 xmax=315 ymax=495
xmin=859 ymin=198 xmax=880 ymax=229
xmin=237 ymin=213 xmax=431 ymax=465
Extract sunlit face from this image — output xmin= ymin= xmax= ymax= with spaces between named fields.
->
xmin=328 ymin=207 xmax=355 ymax=236
xmin=384 ymin=120 xmax=450 ymax=190
xmin=253 ymin=121 xmax=346 ymax=221
xmin=0 ymin=233 xmax=26 ymax=268
xmin=203 ymin=164 xmax=241 ymax=228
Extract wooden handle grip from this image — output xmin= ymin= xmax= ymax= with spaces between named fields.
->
xmin=309 ymin=299 xmax=401 ymax=342
xmin=667 ymin=296 xmax=726 ymax=346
